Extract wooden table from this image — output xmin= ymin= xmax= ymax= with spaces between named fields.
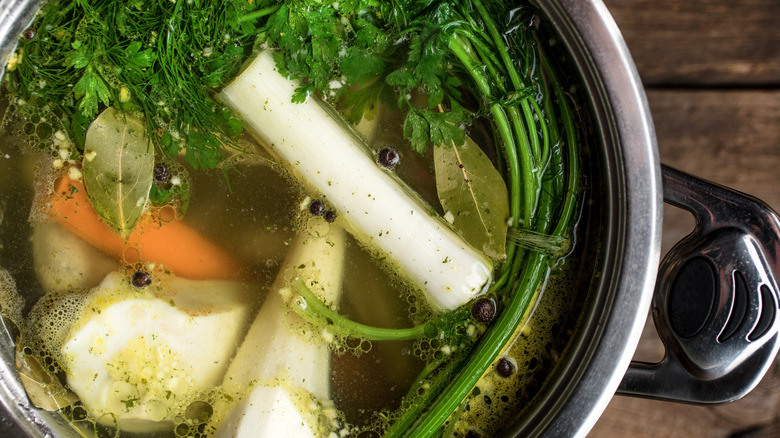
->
xmin=590 ymin=1 xmax=780 ymax=436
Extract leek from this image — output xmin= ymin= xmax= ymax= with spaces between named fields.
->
xmin=218 ymin=50 xmax=492 ymax=312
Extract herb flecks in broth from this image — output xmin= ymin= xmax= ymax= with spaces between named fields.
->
xmin=1 ymin=1 xmax=585 ymax=437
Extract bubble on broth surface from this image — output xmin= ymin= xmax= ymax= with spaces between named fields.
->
xmin=0 ymin=267 xmax=24 ymax=323
xmin=26 ymin=291 xmax=88 ymax=359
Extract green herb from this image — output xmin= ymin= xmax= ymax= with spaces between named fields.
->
xmin=82 ymin=107 xmax=154 ymax=239
xmin=3 ymin=0 xmax=264 ymax=169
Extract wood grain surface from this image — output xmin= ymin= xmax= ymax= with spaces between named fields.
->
xmin=602 ymin=0 xmax=780 ymax=86
xmin=590 ymin=1 xmax=780 ymax=437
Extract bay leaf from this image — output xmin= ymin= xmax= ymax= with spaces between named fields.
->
xmin=82 ymin=107 xmax=154 ymax=239
xmin=16 ymin=349 xmax=79 ymax=411
xmin=434 ymin=136 xmax=509 ymax=259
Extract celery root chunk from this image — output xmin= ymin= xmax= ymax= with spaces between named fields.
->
xmin=219 ymin=50 xmax=492 ymax=311
xmin=58 ymin=272 xmax=251 ymax=432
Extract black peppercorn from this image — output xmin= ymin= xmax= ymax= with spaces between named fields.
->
xmin=131 ymin=271 xmax=152 ymax=288
xmin=496 ymin=357 xmax=515 ymax=377
xmin=471 ymin=297 xmax=496 ymax=323
xmin=377 ymin=147 xmax=400 ymax=168
xmin=324 ymin=210 xmax=337 ymax=223
xmin=309 ymin=199 xmax=325 ymax=216
xmin=153 ymin=163 xmax=170 ymax=183
xmin=23 ymin=28 xmax=35 ymax=40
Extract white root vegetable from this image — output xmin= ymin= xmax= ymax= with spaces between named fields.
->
xmin=219 ymin=50 xmax=492 ymax=311
xmin=215 ymin=218 xmax=346 ymax=437
xmin=58 ymin=271 xmax=251 ymax=433
xmin=32 ymin=223 xmax=119 ymax=294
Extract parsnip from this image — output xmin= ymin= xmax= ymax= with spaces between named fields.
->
xmin=219 ymin=50 xmax=492 ymax=311
xmin=32 ymin=223 xmax=119 ymax=294
xmin=215 ymin=217 xmax=346 ymax=438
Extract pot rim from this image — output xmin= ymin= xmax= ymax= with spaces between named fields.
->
xmin=515 ymin=0 xmax=662 ymax=436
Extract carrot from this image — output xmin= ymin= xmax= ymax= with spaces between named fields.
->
xmin=50 ymin=174 xmax=243 ymax=280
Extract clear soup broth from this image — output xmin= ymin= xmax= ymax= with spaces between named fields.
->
xmin=0 ymin=1 xmax=605 ymax=437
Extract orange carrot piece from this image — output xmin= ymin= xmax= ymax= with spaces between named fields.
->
xmin=50 ymin=174 xmax=243 ymax=280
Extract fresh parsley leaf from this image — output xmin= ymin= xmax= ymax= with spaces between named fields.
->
xmin=340 ymin=47 xmax=387 ymax=84
xmin=403 ymin=104 xmax=469 ymax=153
xmin=403 ymin=109 xmax=431 ymax=154
xmin=72 ymin=68 xmax=112 ymax=119
xmin=341 ymin=77 xmax=390 ymax=125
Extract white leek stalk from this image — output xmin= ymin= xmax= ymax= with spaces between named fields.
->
xmin=219 ymin=50 xmax=492 ymax=311
xmin=215 ymin=218 xmax=346 ymax=437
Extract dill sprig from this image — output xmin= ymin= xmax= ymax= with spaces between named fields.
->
xmin=3 ymin=0 xmax=265 ymax=169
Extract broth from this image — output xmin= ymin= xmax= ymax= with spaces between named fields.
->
xmin=0 ymin=1 xmax=604 ymax=437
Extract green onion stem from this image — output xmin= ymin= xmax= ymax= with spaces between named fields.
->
xmin=383 ymin=354 xmax=466 ymax=438
xmin=404 ymin=253 xmax=550 ymax=436
xmin=237 ymin=6 xmax=280 ymax=23
xmin=530 ymin=97 xmax=551 ymax=168
xmin=472 ymin=0 xmax=524 ymax=90
xmin=398 ymin=29 xmax=582 ymax=438
xmin=291 ymin=279 xmax=428 ymax=341
xmin=448 ymin=35 xmax=523 ymax=233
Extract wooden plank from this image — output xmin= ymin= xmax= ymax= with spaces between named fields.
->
xmin=601 ymin=0 xmax=780 ymax=86
xmin=590 ymin=90 xmax=780 ymax=437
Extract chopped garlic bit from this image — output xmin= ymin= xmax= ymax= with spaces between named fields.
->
xmin=68 ymin=166 xmax=83 ymax=181
xmin=168 ymin=376 xmax=189 ymax=395
xmin=6 ymin=51 xmax=22 ymax=71
xmin=119 ymin=86 xmax=131 ymax=103
xmin=444 ymin=211 xmax=455 ymax=224
xmin=84 ymin=150 xmax=98 ymax=162
xmin=299 ymin=196 xmax=313 ymax=212
xmin=278 ymin=286 xmax=292 ymax=300
xmin=53 ymin=131 xmax=74 ymax=150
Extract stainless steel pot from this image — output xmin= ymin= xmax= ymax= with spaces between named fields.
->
xmin=0 ymin=0 xmax=777 ymax=437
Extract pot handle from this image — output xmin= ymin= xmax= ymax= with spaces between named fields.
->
xmin=617 ymin=165 xmax=780 ymax=404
